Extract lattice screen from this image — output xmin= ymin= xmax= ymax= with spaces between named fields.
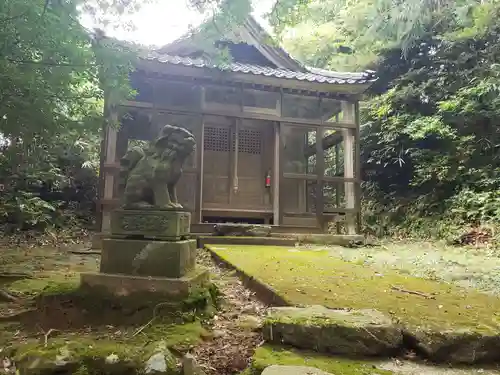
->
xmin=232 ymin=128 xmax=262 ymax=155
xmin=204 ymin=126 xmax=230 ymax=152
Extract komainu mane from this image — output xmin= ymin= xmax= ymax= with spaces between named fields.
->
xmin=118 ymin=124 xmax=196 ymax=210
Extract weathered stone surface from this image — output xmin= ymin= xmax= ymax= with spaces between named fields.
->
xmin=15 ymin=339 xmax=179 ymax=375
xmin=101 ymin=238 xmax=196 ymax=278
xmin=214 ymin=223 xmax=271 ymax=237
xmin=144 ymin=341 xmax=179 ymax=374
xmin=262 ymin=365 xmax=333 ymax=375
xmin=119 ymin=124 xmax=196 ymax=210
xmin=262 ymin=305 xmax=402 ymax=356
xmin=407 ymin=327 xmax=500 ymax=364
xmin=294 ymin=234 xmax=364 ymax=247
xmin=111 ymin=209 xmax=191 ymax=240
xmin=182 ymin=353 xmax=206 ymax=375
xmin=80 ymin=268 xmax=209 ymax=299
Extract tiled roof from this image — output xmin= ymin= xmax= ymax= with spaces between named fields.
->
xmin=143 ymin=52 xmax=377 ymax=85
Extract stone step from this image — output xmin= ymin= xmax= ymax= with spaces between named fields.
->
xmin=198 ymin=236 xmax=296 ymax=247
xmin=262 ymin=306 xmax=403 ymax=357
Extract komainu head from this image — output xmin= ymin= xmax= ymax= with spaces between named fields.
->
xmin=154 ymin=124 xmax=196 ymax=160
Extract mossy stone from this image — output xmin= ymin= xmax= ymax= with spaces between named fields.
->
xmin=263 ymin=306 xmax=402 ymax=356
xmin=247 ymin=345 xmax=395 ymax=375
xmin=100 ymin=238 xmax=196 ymax=278
xmin=408 ymin=327 xmax=500 ymax=364
xmin=14 ymin=339 xmax=180 ymax=375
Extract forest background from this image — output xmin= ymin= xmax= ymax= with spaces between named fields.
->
xmin=2 ymin=0 xmax=499 ymax=244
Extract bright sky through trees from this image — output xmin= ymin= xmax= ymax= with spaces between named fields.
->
xmin=86 ymin=0 xmax=275 ymax=47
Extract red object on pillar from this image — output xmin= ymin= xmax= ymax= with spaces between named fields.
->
xmin=265 ymin=170 xmax=271 ymax=188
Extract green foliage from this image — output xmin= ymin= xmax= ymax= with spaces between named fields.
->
xmin=269 ymin=0 xmax=500 ymax=239
xmin=359 ymin=2 xmax=500 ymax=238
xmin=0 ymin=0 xmax=143 ymax=233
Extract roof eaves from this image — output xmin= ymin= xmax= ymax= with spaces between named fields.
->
xmin=142 ymin=52 xmax=378 ymax=86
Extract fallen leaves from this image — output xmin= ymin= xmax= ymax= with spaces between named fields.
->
xmin=192 ymin=250 xmax=267 ymax=375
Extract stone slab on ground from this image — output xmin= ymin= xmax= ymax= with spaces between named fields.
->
xmin=407 ymin=327 xmax=500 ymax=364
xmin=80 ymin=268 xmax=209 ymax=299
xmin=292 ymin=233 xmax=364 ymax=247
xmin=262 ymin=305 xmax=403 ymax=356
xmin=199 ymin=236 xmax=296 ymax=247
xmin=262 ymin=365 xmax=333 ymax=375
xmin=214 ymin=223 xmax=272 ymax=237
xmin=111 ymin=209 xmax=191 ymax=240
xmin=100 ymin=238 xmax=196 ymax=278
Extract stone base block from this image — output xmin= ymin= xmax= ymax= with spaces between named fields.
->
xmin=100 ymin=238 xmax=196 ymax=278
xmin=90 ymin=232 xmax=106 ymax=249
xmin=214 ymin=223 xmax=272 ymax=237
xmin=263 ymin=305 xmax=403 ymax=356
xmin=80 ymin=268 xmax=209 ymax=299
xmin=111 ymin=209 xmax=191 ymax=240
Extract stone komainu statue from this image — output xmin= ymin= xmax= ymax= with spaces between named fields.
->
xmin=118 ymin=125 xmax=196 ymax=210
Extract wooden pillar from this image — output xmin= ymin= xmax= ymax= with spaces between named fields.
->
xmin=342 ymin=101 xmax=356 ymax=235
xmin=195 ymin=115 xmax=204 ymax=224
xmin=272 ymin=122 xmax=280 ymax=225
xmin=101 ymin=108 xmax=118 ymax=234
xmin=354 ymin=101 xmax=362 ymax=234
xmin=315 ymin=126 xmax=325 ymax=232
xmin=278 ymin=123 xmax=285 ymax=226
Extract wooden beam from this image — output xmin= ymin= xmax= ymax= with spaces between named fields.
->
xmin=305 ymin=132 xmax=342 ymax=158
xmin=283 ymin=173 xmax=357 ymax=183
xmin=120 ymin=100 xmax=357 ymax=130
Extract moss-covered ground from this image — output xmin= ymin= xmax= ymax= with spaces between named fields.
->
xmin=207 ymin=245 xmax=500 ymax=333
xmin=0 ymin=246 xmax=210 ymax=368
xmin=244 ymin=345 xmax=395 ymax=375
xmin=243 ymin=345 xmax=500 ymax=375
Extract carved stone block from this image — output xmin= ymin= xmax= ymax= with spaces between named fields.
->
xmin=110 ymin=209 xmax=191 ymax=240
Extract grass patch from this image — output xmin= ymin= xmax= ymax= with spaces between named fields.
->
xmin=208 ymin=245 xmax=500 ymax=332
xmin=245 ymin=345 xmax=394 ymax=375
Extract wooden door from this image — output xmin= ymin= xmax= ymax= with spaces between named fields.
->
xmin=231 ymin=120 xmax=270 ymax=209
xmin=202 ymin=118 xmax=273 ymax=213
xmin=202 ymin=120 xmax=232 ymax=208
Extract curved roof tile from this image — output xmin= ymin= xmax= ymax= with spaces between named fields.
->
xmin=144 ymin=52 xmax=377 ymax=85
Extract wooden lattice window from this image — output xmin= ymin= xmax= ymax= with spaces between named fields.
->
xmin=204 ymin=126 xmax=230 ymax=152
xmin=232 ymin=128 xmax=262 ymax=154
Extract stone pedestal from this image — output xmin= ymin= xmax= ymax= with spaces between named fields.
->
xmin=100 ymin=238 xmax=196 ymax=278
xmin=80 ymin=269 xmax=209 ymax=299
xmin=80 ymin=209 xmax=210 ymax=301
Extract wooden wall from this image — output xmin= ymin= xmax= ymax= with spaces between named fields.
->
xmin=98 ymin=73 xmax=361 ymax=235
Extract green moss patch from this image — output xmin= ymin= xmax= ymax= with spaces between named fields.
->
xmin=245 ymin=345 xmax=394 ymax=375
xmin=208 ymin=245 xmax=500 ymax=333
xmin=13 ymin=337 xmax=180 ymax=375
